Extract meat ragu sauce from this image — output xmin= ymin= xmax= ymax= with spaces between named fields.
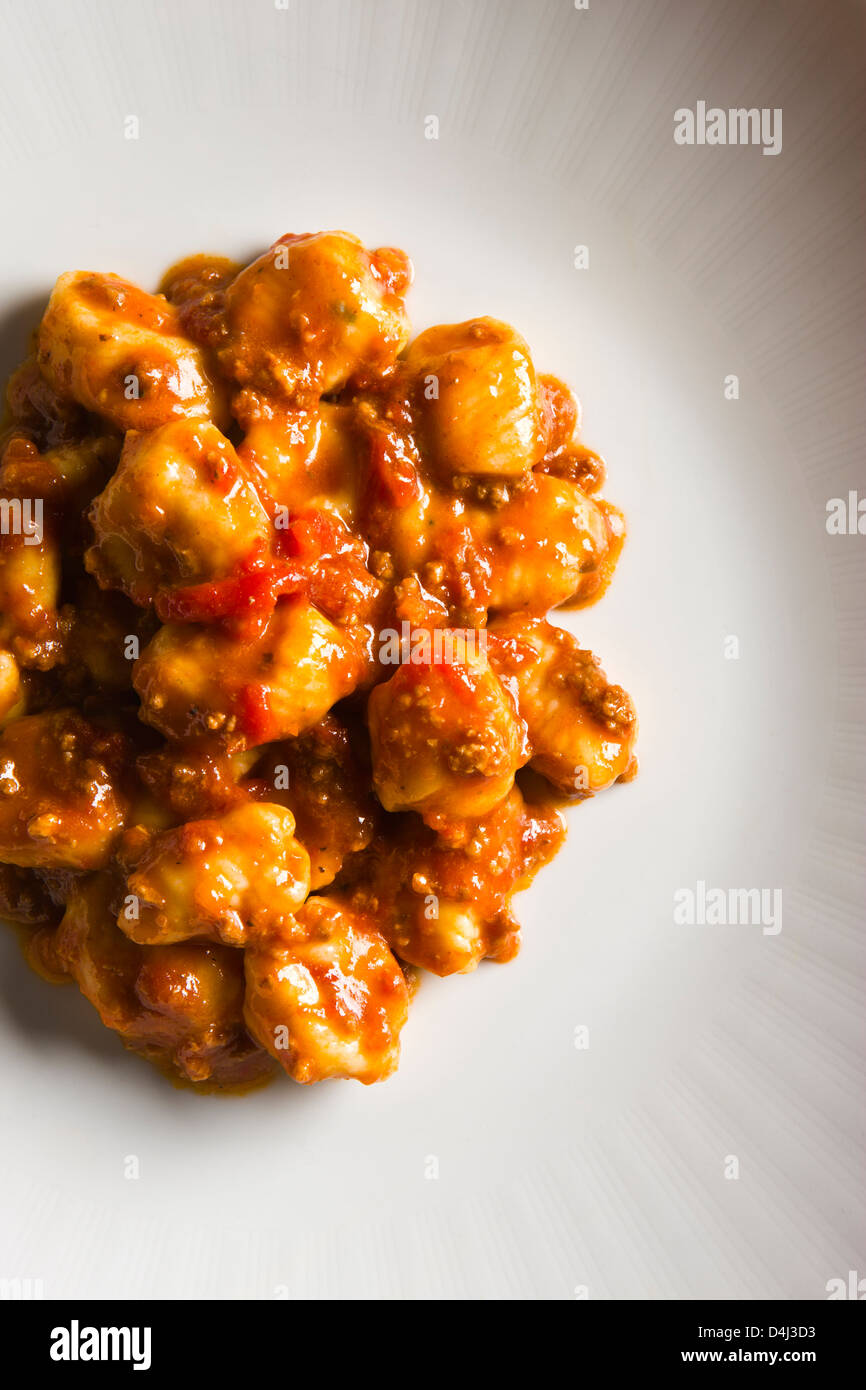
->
xmin=0 ymin=230 xmax=638 ymax=1089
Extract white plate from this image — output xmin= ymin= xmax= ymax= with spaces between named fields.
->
xmin=0 ymin=0 xmax=863 ymax=1300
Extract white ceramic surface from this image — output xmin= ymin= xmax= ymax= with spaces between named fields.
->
xmin=0 ymin=0 xmax=863 ymax=1299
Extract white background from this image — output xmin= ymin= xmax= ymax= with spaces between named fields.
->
xmin=0 ymin=0 xmax=863 ymax=1298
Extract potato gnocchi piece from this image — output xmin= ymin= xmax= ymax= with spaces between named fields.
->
xmin=0 ymin=500 xmax=61 ymax=670
xmin=367 ymin=638 xmax=527 ymax=826
xmin=134 ymin=596 xmax=372 ymax=749
xmin=344 ymin=787 xmax=564 ymax=976
xmin=0 ymin=710 xmax=131 ymax=870
xmin=489 ymin=615 xmax=637 ymax=794
xmin=221 ymin=231 xmax=412 ymax=408
xmin=86 ymin=419 xmax=273 ymax=605
xmin=36 ymin=271 xmax=227 ymax=431
xmin=244 ymin=894 xmax=409 ymax=1084
xmin=0 ymin=433 xmax=119 ymax=519
xmin=159 ymin=253 xmax=239 ymax=323
xmin=537 ymin=374 xmax=580 ymax=461
xmin=404 ymin=318 xmax=546 ymax=477
xmin=52 ymin=874 xmax=270 ymax=1086
xmin=239 ymin=403 xmax=363 ymax=524
xmin=360 ymin=469 xmax=454 ymax=585
xmin=120 ymin=802 xmax=310 ymax=946
xmin=477 ymin=474 xmax=619 ymax=613
xmin=362 ymin=469 xmax=618 ymax=621
xmin=0 ymin=650 xmax=24 ymax=726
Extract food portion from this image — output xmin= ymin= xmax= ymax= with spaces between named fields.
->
xmin=341 ymin=787 xmax=566 ymax=977
xmin=220 ymin=231 xmax=412 ymax=407
xmin=367 ymin=637 xmax=528 ymax=827
xmin=244 ymin=894 xmax=409 ymax=1085
xmin=0 ymin=229 xmax=637 ymax=1089
xmin=0 ymin=711 xmax=132 ymax=870
xmin=85 ymin=418 xmax=273 ymax=604
xmin=37 ymin=271 xmax=228 ymax=432
xmin=119 ymin=801 xmax=311 ymax=947
xmin=488 ymin=617 xmax=637 ymax=795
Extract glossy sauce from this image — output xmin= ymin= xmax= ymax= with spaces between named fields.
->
xmin=0 ymin=230 xmax=637 ymax=1089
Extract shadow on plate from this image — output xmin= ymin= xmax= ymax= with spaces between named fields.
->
xmin=0 ymin=929 xmax=287 ymax=1104
xmin=0 ymin=290 xmax=50 ymax=391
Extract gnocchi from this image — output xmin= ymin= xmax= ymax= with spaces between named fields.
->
xmin=244 ymin=894 xmax=408 ymax=1084
xmin=86 ymin=419 xmax=273 ymax=605
xmin=120 ymin=802 xmax=310 ymax=947
xmin=37 ymin=271 xmax=228 ymax=432
xmin=0 ymin=230 xmax=637 ymax=1091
